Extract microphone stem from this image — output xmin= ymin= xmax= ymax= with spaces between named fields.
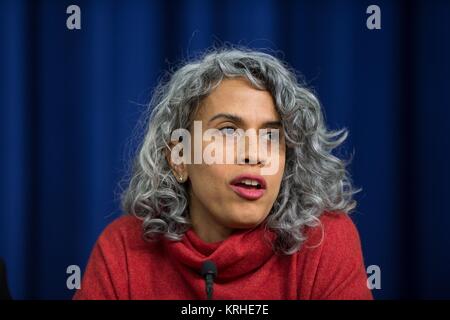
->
xmin=206 ymin=275 xmax=214 ymax=300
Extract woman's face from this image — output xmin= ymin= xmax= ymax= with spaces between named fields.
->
xmin=171 ymin=78 xmax=286 ymax=242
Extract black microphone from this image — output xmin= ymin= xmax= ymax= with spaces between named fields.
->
xmin=201 ymin=260 xmax=217 ymax=300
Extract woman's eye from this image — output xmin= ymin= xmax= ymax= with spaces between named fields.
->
xmin=261 ymin=131 xmax=277 ymax=141
xmin=219 ymin=127 xmax=237 ymax=135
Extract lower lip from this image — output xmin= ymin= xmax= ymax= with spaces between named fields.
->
xmin=229 ymin=184 xmax=266 ymax=200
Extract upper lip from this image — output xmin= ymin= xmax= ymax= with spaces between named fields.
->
xmin=230 ymin=174 xmax=267 ymax=189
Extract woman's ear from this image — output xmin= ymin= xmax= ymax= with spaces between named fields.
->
xmin=165 ymin=141 xmax=188 ymax=183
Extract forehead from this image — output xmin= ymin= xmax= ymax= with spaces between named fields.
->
xmin=193 ymin=78 xmax=280 ymax=123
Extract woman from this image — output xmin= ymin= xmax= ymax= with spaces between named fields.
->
xmin=73 ymin=48 xmax=373 ymax=300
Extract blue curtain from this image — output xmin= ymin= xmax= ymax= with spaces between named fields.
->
xmin=1 ymin=0 xmax=449 ymax=299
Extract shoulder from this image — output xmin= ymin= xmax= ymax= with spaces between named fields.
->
xmin=74 ymin=215 xmax=143 ymax=300
xmin=96 ymin=214 xmax=146 ymax=251
xmin=299 ymin=211 xmax=372 ymax=299
xmin=303 ymin=211 xmax=362 ymax=252
xmin=101 ymin=214 xmax=142 ymax=237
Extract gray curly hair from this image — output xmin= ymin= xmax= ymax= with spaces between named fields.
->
xmin=121 ymin=47 xmax=361 ymax=255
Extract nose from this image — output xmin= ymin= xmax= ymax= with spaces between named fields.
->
xmin=243 ymin=157 xmax=262 ymax=165
xmin=239 ymin=130 xmax=267 ymax=166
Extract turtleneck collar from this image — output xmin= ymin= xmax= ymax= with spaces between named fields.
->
xmin=163 ymin=222 xmax=277 ymax=282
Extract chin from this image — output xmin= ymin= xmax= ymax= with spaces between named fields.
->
xmin=227 ymin=215 xmax=267 ymax=229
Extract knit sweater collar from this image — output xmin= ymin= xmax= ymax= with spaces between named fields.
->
xmin=163 ymin=222 xmax=277 ymax=281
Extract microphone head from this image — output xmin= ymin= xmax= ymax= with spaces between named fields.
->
xmin=201 ymin=260 xmax=217 ymax=278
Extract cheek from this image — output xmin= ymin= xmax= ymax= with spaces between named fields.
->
xmin=268 ymin=149 xmax=286 ymax=197
xmin=273 ymin=144 xmax=286 ymax=177
xmin=188 ymin=165 xmax=228 ymax=197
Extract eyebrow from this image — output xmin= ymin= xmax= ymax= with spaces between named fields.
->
xmin=207 ymin=113 xmax=282 ymax=128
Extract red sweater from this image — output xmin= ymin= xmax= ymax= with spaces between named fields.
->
xmin=73 ymin=212 xmax=373 ymax=300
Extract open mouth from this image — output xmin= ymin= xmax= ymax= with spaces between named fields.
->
xmin=232 ymin=179 xmax=264 ymax=190
xmin=235 ymin=179 xmax=261 ymax=189
xmin=229 ymin=174 xmax=267 ymax=200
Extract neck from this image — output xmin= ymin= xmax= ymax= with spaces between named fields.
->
xmin=191 ymin=215 xmax=234 ymax=243
xmin=188 ymin=204 xmax=234 ymax=243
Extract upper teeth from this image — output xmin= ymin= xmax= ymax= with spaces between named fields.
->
xmin=240 ymin=179 xmax=260 ymax=186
